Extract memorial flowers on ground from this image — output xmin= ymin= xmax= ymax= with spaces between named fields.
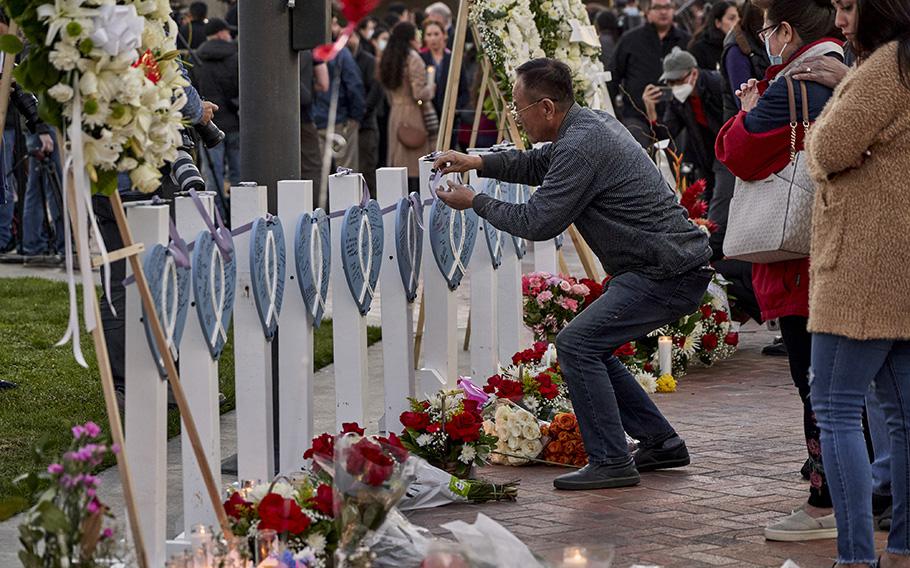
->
xmin=542 ymin=413 xmax=587 ymax=467
xmin=522 ymin=272 xmax=592 ymax=342
xmin=484 ymin=342 xmax=572 ymax=420
xmin=399 ymin=390 xmax=497 ymax=479
xmin=486 ymin=404 xmax=545 ymax=466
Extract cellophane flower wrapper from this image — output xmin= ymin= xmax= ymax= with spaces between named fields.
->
xmin=441 ymin=513 xmax=546 ymax=568
xmin=398 ymin=456 xmax=518 ymax=510
xmin=317 ymin=433 xmax=415 ymax=563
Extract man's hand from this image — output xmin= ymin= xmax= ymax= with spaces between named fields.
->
xmin=736 ymin=79 xmax=761 ymax=113
xmin=38 ymin=133 xmax=54 ymax=154
xmin=201 ymin=100 xmax=219 ymax=124
xmin=432 ymin=150 xmax=483 ymax=175
xmin=791 ymin=56 xmax=849 ymax=89
xmin=642 ymin=84 xmax=662 ymax=122
xmin=435 ymin=180 xmax=476 ymax=210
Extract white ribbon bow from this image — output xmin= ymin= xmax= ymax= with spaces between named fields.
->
xmin=263 ymin=228 xmax=279 ymax=327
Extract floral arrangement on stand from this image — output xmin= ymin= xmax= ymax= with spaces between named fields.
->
xmin=12 ymin=422 xmax=126 ymax=567
xmin=2 ymin=0 xmax=190 ymax=194
xmin=680 ymin=178 xmax=718 ymax=236
xmin=485 ymin=404 xmax=546 ymax=466
xmin=529 ymin=0 xmax=607 ymax=106
xmin=541 ymin=413 xmax=587 ymax=467
xmin=469 ymin=0 xmax=545 ymax=107
xmin=398 ymin=390 xmax=497 ymax=479
xmin=522 ymin=272 xmax=594 ymax=342
xmin=484 ymin=341 xmax=572 ymax=420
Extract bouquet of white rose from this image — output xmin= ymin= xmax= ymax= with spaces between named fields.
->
xmin=486 ymin=404 xmax=545 ymax=466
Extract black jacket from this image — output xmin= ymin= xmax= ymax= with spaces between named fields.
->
xmin=353 ymin=47 xmax=383 ymax=131
xmin=191 ymin=39 xmax=240 ymax=132
xmin=689 ymin=28 xmax=725 ymax=71
xmin=419 ymin=50 xmax=470 ymax=122
xmin=656 ymin=70 xmax=725 ymax=177
xmin=719 ymin=27 xmax=769 ymax=121
xmin=610 ymin=23 xmax=690 ymax=119
xmin=178 ymin=20 xmax=207 ymax=50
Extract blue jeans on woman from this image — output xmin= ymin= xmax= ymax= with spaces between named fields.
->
xmin=811 ymin=334 xmax=910 ymax=565
xmin=556 ymin=266 xmax=713 ymax=464
xmin=0 ymin=129 xmax=17 ymax=250
xmin=21 ymin=133 xmax=64 ymax=255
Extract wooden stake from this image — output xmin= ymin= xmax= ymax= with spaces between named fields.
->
xmin=468 ymin=64 xmax=489 ymax=150
xmin=0 ymin=23 xmax=19 ymax=140
xmin=108 ymin=192 xmax=233 ymax=539
xmin=61 ymin=178 xmax=149 ymax=568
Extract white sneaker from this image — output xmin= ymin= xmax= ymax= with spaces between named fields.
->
xmin=764 ymin=509 xmax=837 ymax=542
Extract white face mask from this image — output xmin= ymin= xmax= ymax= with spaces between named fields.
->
xmin=363 ymin=29 xmax=374 ymax=40
xmin=672 ymin=82 xmax=694 ymax=103
xmin=378 ymin=39 xmax=388 ymax=51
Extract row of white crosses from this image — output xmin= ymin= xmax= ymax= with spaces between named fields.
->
xmin=121 ymin=156 xmax=563 ymax=564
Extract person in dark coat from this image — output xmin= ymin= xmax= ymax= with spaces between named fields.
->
xmin=178 ymin=1 xmax=208 ymax=50
xmin=347 ymin=31 xmax=383 ymax=195
xmin=687 ymin=1 xmax=739 ymax=71
xmin=191 ymin=18 xmax=240 ymax=194
xmin=596 ymin=10 xmax=620 ymax=70
xmin=419 ymin=19 xmax=469 ymax=150
xmin=610 ymin=0 xmax=690 ymax=147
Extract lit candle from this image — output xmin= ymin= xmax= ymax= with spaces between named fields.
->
xmin=658 ymin=336 xmax=673 ymax=376
xmin=562 ymin=547 xmax=589 ymax=566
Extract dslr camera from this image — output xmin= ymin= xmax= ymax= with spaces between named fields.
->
xmin=169 ymin=119 xmax=225 ymax=193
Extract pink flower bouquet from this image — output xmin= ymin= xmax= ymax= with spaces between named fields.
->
xmin=522 ymin=272 xmax=591 ymax=341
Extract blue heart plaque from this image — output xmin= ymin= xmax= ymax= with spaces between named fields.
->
xmin=191 ymin=230 xmax=236 ymax=360
xmin=480 ymin=179 xmax=503 ymax=269
xmin=142 ymin=243 xmax=191 ymax=376
xmin=340 ymin=200 xmax=384 ymax=315
xmin=294 ymin=209 xmax=331 ymax=328
xmin=394 ymin=194 xmax=423 ymax=303
xmin=429 ymin=198 xmax=478 ymax=290
xmin=249 ymin=216 xmax=286 ymax=341
xmin=511 ymin=184 xmax=528 ymax=259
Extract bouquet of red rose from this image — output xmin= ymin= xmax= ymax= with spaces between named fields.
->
xmin=399 ymin=390 xmax=497 ymax=479
xmin=485 ymin=342 xmax=572 ymax=420
xmin=522 ymin=272 xmax=592 ymax=341
xmin=322 ymin=433 xmax=414 ymax=568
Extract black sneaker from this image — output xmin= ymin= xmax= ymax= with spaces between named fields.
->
xmin=801 ymin=458 xmax=812 ymax=480
xmin=553 ymin=460 xmax=640 ymax=491
xmin=762 ymin=341 xmax=788 ymax=356
xmin=877 ymin=505 xmax=892 ymax=531
xmin=0 ymin=379 xmax=18 ymax=390
xmin=634 ymin=436 xmax=690 ymax=472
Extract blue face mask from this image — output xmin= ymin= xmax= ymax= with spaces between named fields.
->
xmin=763 ymin=25 xmax=788 ymax=66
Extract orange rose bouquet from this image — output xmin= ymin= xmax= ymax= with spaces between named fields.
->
xmin=541 ymin=413 xmax=587 ymax=467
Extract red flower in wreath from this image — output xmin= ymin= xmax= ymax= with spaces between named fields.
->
xmin=535 ymin=373 xmax=559 ymax=400
xmin=445 ymin=411 xmax=482 ymax=443
xmin=713 ymin=310 xmax=729 ymax=324
xmin=702 ymin=333 xmax=719 ymax=351
xmin=308 ymin=483 xmax=335 ymax=517
xmin=223 ymin=491 xmax=251 ymax=519
xmin=258 ymin=493 xmax=311 ymax=535
xmin=700 ymin=305 xmax=713 ymax=319
xmin=400 ymin=411 xmax=430 ymax=431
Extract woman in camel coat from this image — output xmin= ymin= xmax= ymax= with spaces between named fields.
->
xmin=378 ymin=22 xmax=436 ymax=191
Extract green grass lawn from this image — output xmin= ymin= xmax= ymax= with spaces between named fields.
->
xmin=0 ymin=277 xmax=380 ymax=519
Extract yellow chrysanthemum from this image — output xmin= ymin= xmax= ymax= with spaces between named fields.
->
xmin=656 ymin=374 xmax=677 ymax=393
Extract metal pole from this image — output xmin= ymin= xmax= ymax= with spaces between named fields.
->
xmin=239 ymin=1 xmax=301 ymax=472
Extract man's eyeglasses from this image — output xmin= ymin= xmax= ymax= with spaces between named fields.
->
xmin=649 ymin=3 xmax=674 ymax=11
xmin=509 ymin=98 xmax=551 ymax=122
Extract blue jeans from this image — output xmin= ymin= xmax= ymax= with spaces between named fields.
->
xmin=0 ymin=129 xmax=18 ymax=250
xmin=21 ymin=133 xmax=64 ymax=255
xmin=556 ymin=267 xmax=713 ymax=464
xmin=868 ymin=386 xmax=892 ymax=499
xmin=810 ymin=334 xmax=910 ymax=564
xmin=203 ymin=130 xmax=238 ymax=220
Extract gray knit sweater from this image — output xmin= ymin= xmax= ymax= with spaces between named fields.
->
xmin=472 ymin=104 xmax=711 ymax=280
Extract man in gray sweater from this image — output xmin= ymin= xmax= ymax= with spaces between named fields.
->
xmin=434 ymin=58 xmax=713 ymax=490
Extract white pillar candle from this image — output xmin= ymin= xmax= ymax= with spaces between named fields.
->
xmin=658 ymin=336 xmax=673 ymax=376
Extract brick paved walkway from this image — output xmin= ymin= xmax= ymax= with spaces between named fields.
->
xmin=407 ymin=329 xmax=887 ymax=568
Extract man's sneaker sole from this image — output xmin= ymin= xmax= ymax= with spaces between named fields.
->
xmin=764 ymin=527 xmax=837 ymax=542
xmin=553 ymin=474 xmax=641 ymax=491
xmin=636 ymin=455 xmax=691 ymax=472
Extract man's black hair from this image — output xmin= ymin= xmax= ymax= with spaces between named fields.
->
xmin=515 ymin=58 xmax=575 ymax=110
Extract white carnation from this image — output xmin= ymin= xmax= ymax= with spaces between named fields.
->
xmin=636 ymin=373 xmax=657 ymax=394
xmin=48 ymin=83 xmax=74 ymax=103
xmin=248 ymin=481 xmax=295 ymax=503
xmin=129 ymin=162 xmax=160 ymax=193
xmin=416 ymin=433 xmax=433 ymax=447
xmin=459 ymin=444 xmax=477 ymax=464
xmin=48 ymin=43 xmax=82 ymax=71
xmin=306 ymin=533 xmax=327 ymax=555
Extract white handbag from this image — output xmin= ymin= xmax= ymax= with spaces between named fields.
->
xmin=723 ymin=76 xmax=816 ymax=264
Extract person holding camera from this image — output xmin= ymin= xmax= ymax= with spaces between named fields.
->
xmin=433 ymin=58 xmax=712 ymax=491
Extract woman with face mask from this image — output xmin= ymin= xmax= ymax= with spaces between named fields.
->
xmin=715 ymin=0 xmax=844 ymax=543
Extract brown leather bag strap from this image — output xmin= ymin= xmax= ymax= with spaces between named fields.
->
xmin=783 ymin=75 xmax=798 ymax=162
xmin=799 ymin=80 xmax=811 ymax=132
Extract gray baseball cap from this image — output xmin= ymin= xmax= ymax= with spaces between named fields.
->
xmin=659 ymin=47 xmax=697 ymax=82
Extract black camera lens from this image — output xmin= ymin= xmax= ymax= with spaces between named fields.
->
xmin=171 ymin=149 xmax=206 ymax=192
xmin=194 ymin=120 xmax=225 ymax=149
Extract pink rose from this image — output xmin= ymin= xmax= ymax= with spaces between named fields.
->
xmin=564 ymin=298 xmax=579 ymax=311
xmin=559 ymin=280 xmax=572 ymax=292
xmin=537 ymin=290 xmax=553 ymax=303
xmin=570 ymin=284 xmax=589 ymax=296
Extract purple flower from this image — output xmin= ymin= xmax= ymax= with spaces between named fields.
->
xmin=87 ymin=488 xmax=96 ymax=498
xmin=87 ymin=499 xmax=101 ymax=514
xmin=101 ymin=528 xmax=113 ymax=540
xmin=111 ymin=443 xmax=121 ymax=454
xmin=47 ymin=463 xmax=64 ymax=475
xmin=84 ymin=422 xmax=101 ymax=437
xmin=71 ymin=425 xmax=86 ymax=439
xmin=82 ymin=474 xmax=99 ymax=488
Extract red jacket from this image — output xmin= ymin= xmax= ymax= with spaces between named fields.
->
xmin=715 ymin=39 xmax=841 ymax=321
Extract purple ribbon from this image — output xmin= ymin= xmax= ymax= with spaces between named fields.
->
xmin=150 ymin=195 xmax=190 ymax=269
xmin=188 ymin=189 xmax=234 ymax=261
xmin=457 ymin=377 xmax=490 ymax=405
